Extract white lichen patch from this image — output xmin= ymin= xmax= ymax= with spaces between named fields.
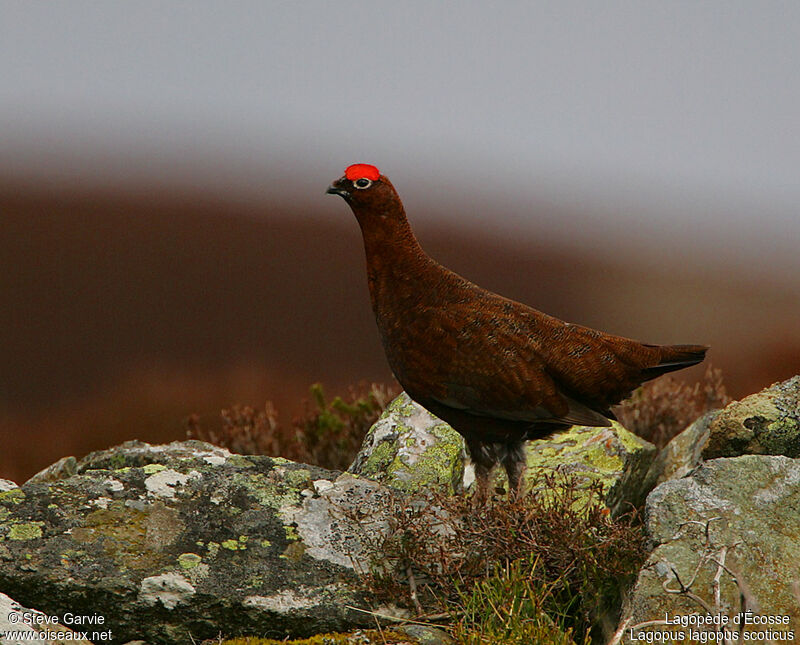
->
xmin=293 ymin=474 xmax=389 ymax=570
xmin=139 ymin=572 xmax=196 ymax=609
xmin=91 ymin=496 xmax=112 ymax=509
xmin=144 ymin=469 xmax=201 ymax=498
xmin=243 ymin=584 xmax=343 ymax=613
xmin=102 ymin=477 xmax=125 ymax=493
xmin=313 ymin=479 xmax=334 ymax=495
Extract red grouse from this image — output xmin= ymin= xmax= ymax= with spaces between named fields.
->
xmin=327 ymin=163 xmax=707 ymax=495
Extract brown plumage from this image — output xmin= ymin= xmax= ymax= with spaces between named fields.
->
xmin=327 ymin=163 xmax=707 ymax=496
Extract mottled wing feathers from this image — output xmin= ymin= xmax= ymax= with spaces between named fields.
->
xmin=396 ymin=280 xmax=705 ymax=431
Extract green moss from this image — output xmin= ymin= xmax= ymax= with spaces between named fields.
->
xmin=581 ymin=448 xmax=623 ymax=474
xmin=395 ymin=424 xmax=463 ymax=494
xmin=8 ymin=522 xmax=43 ymax=540
xmin=69 ymin=502 xmax=168 ymax=571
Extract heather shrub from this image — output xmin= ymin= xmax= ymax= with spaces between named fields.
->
xmin=347 ymin=473 xmax=647 ymax=643
xmin=615 ymin=365 xmax=730 ymax=448
xmin=187 ymin=382 xmax=399 ymax=470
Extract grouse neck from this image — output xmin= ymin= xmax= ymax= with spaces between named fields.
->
xmin=353 ymin=205 xmax=430 ymax=274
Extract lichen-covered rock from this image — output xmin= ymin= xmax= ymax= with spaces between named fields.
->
xmin=0 ymin=480 xmax=18 ymax=493
xmin=0 ymin=440 xmax=397 ymax=644
xmin=350 ymin=393 xmax=656 ymax=512
xmin=525 ymin=421 xmax=656 ymax=514
xmin=640 ymin=376 xmax=800 ymax=492
xmin=348 ymin=392 xmax=467 ymax=494
xmin=640 ymin=409 xmax=720 ymax=491
xmin=26 ymin=455 xmax=78 ymax=485
xmin=703 ymin=376 xmax=800 ymax=459
xmin=0 ymin=592 xmax=94 ymax=644
xmin=620 ymin=456 xmax=800 ymax=643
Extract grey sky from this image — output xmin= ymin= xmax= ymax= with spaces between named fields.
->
xmin=2 ymin=2 xmax=799 ymax=270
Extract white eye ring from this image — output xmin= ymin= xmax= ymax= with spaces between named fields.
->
xmin=353 ymin=178 xmax=372 ymax=189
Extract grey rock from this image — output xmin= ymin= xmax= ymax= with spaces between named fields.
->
xmin=350 ymin=393 xmax=656 ymax=512
xmin=0 ymin=480 xmax=18 ymax=493
xmin=621 ymin=455 xmax=800 ymax=643
xmin=0 ymin=592 xmax=93 ymax=644
xmin=349 ymin=392 xmax=467 ymax=494
xmin=398 ymin=623 xmax=456 ymax=644
xmin=641 ymin=409 xmax=720 ymax=491
xmin=0 ymin=440 xmax=395 ymax=644
xmin=703 ymin=375 xmax=800 ymax=459
xmin=637 ymin=376 xmax=800 ymax=493
xmin=523 ymin=420 xmax=656 ymax=515
xmin=26 ymin=455 xmax=78 ymax=485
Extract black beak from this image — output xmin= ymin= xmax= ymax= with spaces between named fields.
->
xmin=326 ymin=178 xmax=350 ymax=199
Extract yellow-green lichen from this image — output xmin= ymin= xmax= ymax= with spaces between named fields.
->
xmin=221 ymin=535 xmax=249 ymax=551
xmin=361 ymin=441 xmax=395 ymax=474
xmin=8 ymin=522 xmax=43 ymax=540
xmin=231 ymin=472 xmax=301 ymax=513
xmin=178 ymin=552 xmax=202 ymax=569
xmin=260 ymin=539 xmax=271 ymax=548
xmin=386 ymin=393 xmax=419 ymax=417
xmin=143 ymin=463 xmax=167 ymax=475
xmin=613 ymin=421 xmax=649 ymax=453
xmin=0 ymin=489 xmax=25 ymax=505
xmin=207 ymin=541 xmax=220 ymax=558
xmin=227 ymin=455 xmax=257 ymax=469
xmin=283 ymin=468 xmax=312 ymax=488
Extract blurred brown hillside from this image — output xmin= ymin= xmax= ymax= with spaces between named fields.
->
xmin=2 ymin=177 xmax=799 ymax=482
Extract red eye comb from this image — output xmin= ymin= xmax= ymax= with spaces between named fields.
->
xmin=345 ymin=164 xmax=380 ymax=181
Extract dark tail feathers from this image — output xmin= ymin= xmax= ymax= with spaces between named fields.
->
xmin=643 ymin=344 xmax=708 ymax=380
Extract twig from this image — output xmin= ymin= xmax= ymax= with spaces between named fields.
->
xmin=407 ymin=563 xmax=424 ymax=615
xmin=606 ymin=616 xmax=632 ymax=645
xmin=345 ymin=604 xmax=447 ymax=626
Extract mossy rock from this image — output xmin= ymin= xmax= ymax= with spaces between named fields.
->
xmin=0 ymin=441 xmax=399 ymax=643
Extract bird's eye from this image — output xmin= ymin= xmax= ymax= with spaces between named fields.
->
xmin=353 ymin=178 xmax=372 ymax=189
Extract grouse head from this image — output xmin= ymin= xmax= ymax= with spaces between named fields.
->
xmin=326 ymin=164 xmax=405 ymax=225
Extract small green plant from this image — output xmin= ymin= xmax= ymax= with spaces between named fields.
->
xmin=451 ymin=557 xmax=589 ymax=645
xmin=615 ymin=365 xmax=731 ymax=448
xmin=348 ymin=472 xmax=648 ymax=643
